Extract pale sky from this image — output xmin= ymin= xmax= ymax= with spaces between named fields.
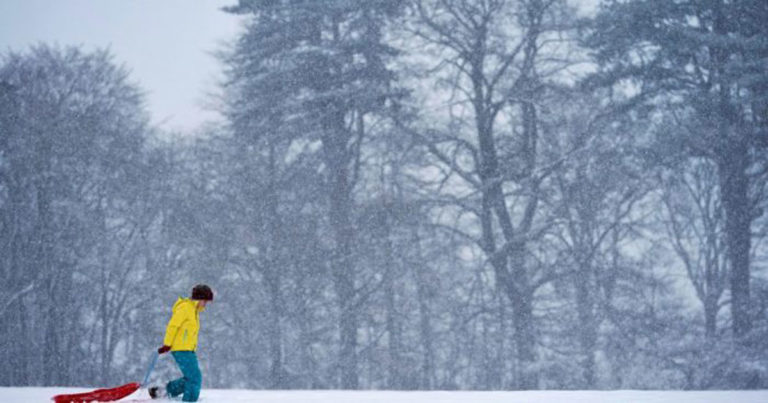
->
xmin=0 ymin=0 xmax=244 ymax=132
xmin=0 ymin=1 xmax=599 ymax=133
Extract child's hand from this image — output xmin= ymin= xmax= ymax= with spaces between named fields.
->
xmin=158 ymin=345 xmax=171 ymax=354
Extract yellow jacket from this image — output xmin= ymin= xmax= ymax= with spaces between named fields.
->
xmin=163 ymin=297 xmax=200 ymax=351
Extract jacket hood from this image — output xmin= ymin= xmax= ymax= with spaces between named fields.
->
xmin=173 ymin=297 xmax=195 ymax=312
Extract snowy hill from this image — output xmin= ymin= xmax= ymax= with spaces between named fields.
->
xmin=3 ymin=387 xmax=768 ymax=403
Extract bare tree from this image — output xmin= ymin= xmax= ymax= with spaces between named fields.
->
xmin=0 ymin=45 xmax=149 ymax=386
xmin=660 ymin=158 xmax=728 ymax=339
xmin=403 ymin=0 xmax=578 ymax=388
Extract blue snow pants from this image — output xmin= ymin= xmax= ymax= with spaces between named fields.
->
xmin=166 ymin=351 xmax=202 ymax=402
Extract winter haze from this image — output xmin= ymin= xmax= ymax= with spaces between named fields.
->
xmin=0 ymin=0 xmax=241 ymax=132
xmin=1 ymin=0 xmax=768 ymax=401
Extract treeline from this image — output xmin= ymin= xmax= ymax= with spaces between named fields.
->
xmin=1 ymin=0 xmax=767 ymax=390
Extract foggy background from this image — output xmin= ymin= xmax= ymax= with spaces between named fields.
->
xmin=1 ymin=0 xmax=767 ymax=391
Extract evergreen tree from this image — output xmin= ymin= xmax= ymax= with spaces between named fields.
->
xmin=584 ymin=0 xmax=768 ymax=340
xmin=223 ymin=0 xmax=404 ymax=388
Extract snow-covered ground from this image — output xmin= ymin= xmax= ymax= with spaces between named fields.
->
xmin=3 ymin=387 xmax=768 ymax=403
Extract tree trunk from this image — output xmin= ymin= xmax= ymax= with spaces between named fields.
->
xmin=38 ymin=138 xmax=60 ymax=386
xmin=475 ymin=93 xmax=540 ymax=390
xmin=296 ymin=268 xmax=316 ymax=388
xmin=709 ymin=0 xmax=752 ymax=340
xmin=704 ymin=295 xmax=718 ymax=339
xmin=266 ymin=271 xmax=284 ymax=388
xmin=508 ymin=248 xmax=537 ymax=389
xmin=99 ymin=284 xmax=111 ymax=385
xmin=18 ymin=299 xmax=31 ymax=385
xmin=323 ymin=109 xmax=358 ymax=389
xmin=575 ymin=260 xmax=597 ymax=388
xmin=265 ymin=139 xmax=286 ymax=389
xmin=2 ymin=176 xmax=32 ymax=385
xmin=718 ymin=143 xmax=752 ymax=339
xmin=413 ymin=231 xmax=435 ymax=390
xmin=383 ymin=227 xmax=403 ymax=389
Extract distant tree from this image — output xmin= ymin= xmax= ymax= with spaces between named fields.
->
xmin=547 ymin=89 xmax=650 ymax=388
xmin=223 ymin=0 xmax=405 ymax=388
xmin=584 ymin=0 xmax=768 ymax=340
xmin=0 ymin=45 xmax=149 ymax=386
xmin=659 ymin=157 xmax=728 ymax=339
xmin=353 ymin=125 xmax=438 ymax=389
xmin=403 ymin=0 xmax=579 ymax=388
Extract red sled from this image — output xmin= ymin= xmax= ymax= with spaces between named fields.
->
xmin=51 ymin=382 xmax=140 ymax=402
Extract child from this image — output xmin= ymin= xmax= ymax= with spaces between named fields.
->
xmin=149 ymin=284 xmax=214 ymax=402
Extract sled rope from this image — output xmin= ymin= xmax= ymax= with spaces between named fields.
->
xmin=142 ymin=352 xmax=159 ymax=387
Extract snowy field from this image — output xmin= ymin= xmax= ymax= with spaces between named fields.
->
xmin=3 ymin=387 xmax=768 ymax=403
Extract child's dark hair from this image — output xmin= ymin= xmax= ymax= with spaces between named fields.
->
xmin=191 ymin=284 xmax=214 ymax=301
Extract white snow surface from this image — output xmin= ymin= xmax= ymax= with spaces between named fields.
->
xmin=3 ymin=387 xmax=768 ymax=403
